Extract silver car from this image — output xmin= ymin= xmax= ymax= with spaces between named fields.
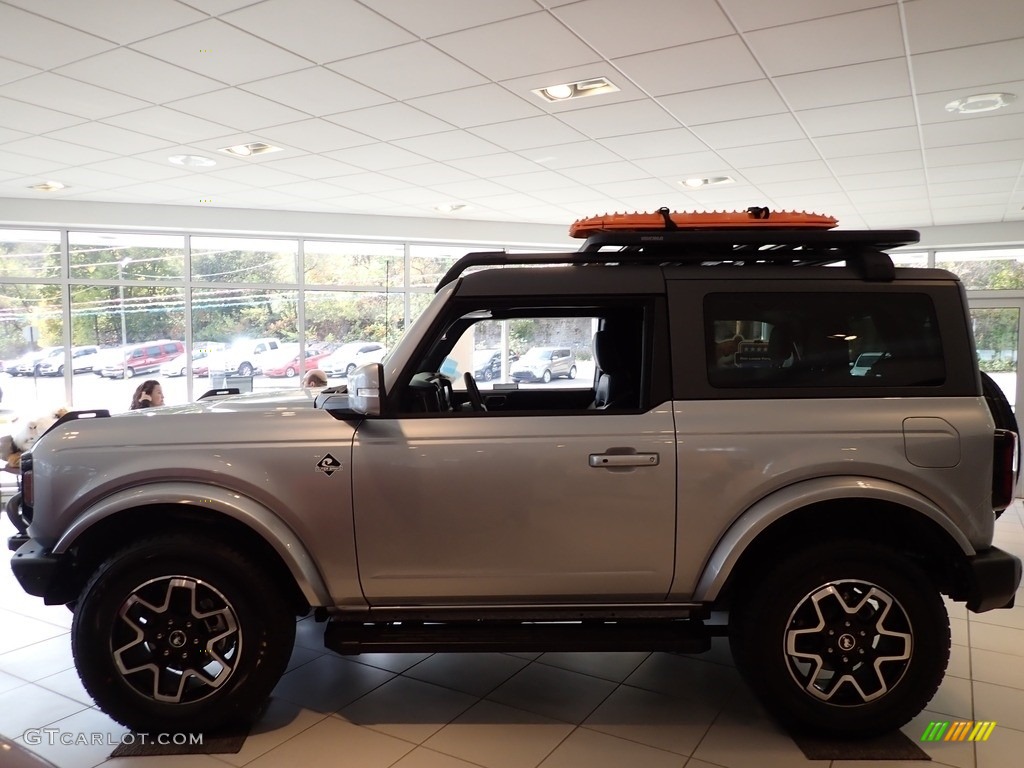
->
xmin=8 ymin=220 xmax=1021 ymax=740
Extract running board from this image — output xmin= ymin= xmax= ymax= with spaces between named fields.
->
xmin=324 ymin=619 xmax=713 ymax=655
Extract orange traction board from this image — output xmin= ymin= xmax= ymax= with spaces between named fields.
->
xmin=569 ymin=207 xmax=838 ymax=238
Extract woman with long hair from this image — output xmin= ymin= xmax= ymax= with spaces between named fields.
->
xmin=130 ymin=379 xmax=164 ymax=410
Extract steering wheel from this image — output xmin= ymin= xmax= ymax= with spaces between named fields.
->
xmin=463 ymin=372 xmax=486 ymax=412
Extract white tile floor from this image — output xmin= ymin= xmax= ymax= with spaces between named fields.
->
xmin=1 ymin=503 xmax=1023 ymax=768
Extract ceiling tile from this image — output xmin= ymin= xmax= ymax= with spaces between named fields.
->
xmin=430 ymin=179 xmax=514 ymax=199
xmin=408 ymin=85 xmax=542 ymax=129
xmin=928 ymin=161 xmax=1023 ymax=184
xmin=322 ymin=172 xmax=410 ymax=193
xmin=932 ymin=205 xmax=1008 ymax=225
xmin=257 ymin=119 xmax=373 ymax=154
xmin=430 ymin=13 xmax=599 ymax=81
xmin=827 ymin=150 xmax=923 ymax=175
xmin=328 ymin=103 xmax=454 ymax=142
xmin=614 ymin=37 xmax=763 ymax=96
xmin=0 ymin=127 xmax=30 ymax=145
xmin=742 ymin=161 xmax=834 ymax=184
xmin=358 ymin=0 xmax=539 ymax=38
xmin=559 ymin=162 xmax=647 ymax=185
xmin=719 ymin=139 xmax=822 ymax=167
xmin=55 ymin=49 xmax=223 ymax=102
xmin=167 ymin=89 xmax=308 ymax=131
xmin=384 ymin=163 xmax=474 ymax=185
xmin=392 ymin=131 xmax=505 ymax=161
xmin=243 ymin=68 xmax=390 ymax=116
xmin=492 ymin=171 xmax=578 ymax=193
xmin=911 ymin=39 xmax=1024 ymax=93
xmin=213 ymin=188 xmax=306 ymax=207
xmin=131 ymin=19 xmax=311 ymax=85
xmin=757 ymin=177 xmax=845 ymax=196
xmin=520 ymin=141 xmax=622 ymax=169
xmin=774 ymin=58 xmax=911 ymax=110
xmin=269 ymin=179 xmax=357 ymax=199
xmin=847 ymin=185 xmax=927 ymax=204
xmin=0 ymin=150 xmax=67 ymax=176
xmin=597 ymin=128 xmax=708 ymax=160
xmin=178 ymin=0 xmax=263 ymax=12
xmin=469 ymin=116 xmax=587 ymax=151
xmin=922 ymin=113 xmax=1024 ymax=149
xmin=904 ymin=0 xmax=1024 ymax=54
xmin=472 ymin=191 xmax=551 ymax=210
xmin=556 ymin=100 xmax=680 ymax=139
xmin=0 ymin=97 xmax=85 ymax=133
xmin=207 ymin=165 xmax=308 ymax=188
xmin=591 ymin=178 xmax=679 ymax=198
xmin=103 ymin=106 xmax=235 ymax=144
xmin=82 ymin=157 xmax=191 ymax=182
xmin=0 ymin=57 xmax=40 ymax=87
xmin=925 ymin=139 xmax=1024 ymax=167
xmin=0 ymin=73 xmax=149 ymax=120
xmin=160 ymin=174 xmax=251 ymax=195
xmin=553 ymin=0 xmax=733 ymax=58
xmin=815 ymin=126 xmax=921 ymax=158
xmin=632 ymin=150 xmax=730 ymax=177
xmin=721 ymin=0 xmax=896 ymax=32
xmin=327 ymin=42 xmax=487 ymax=101
xmin=447 ymin=153 xmax=546 ymax=177
xmin=745 ymin=5 xmax=905 ymax=76
xmin=5 ymin=0 xmax=207 ymax=44
xmin=659 ymin=80 xmax=788 ymax=125
xmin=261 ymin=155 xmax=366 ymax=180
xmin=0 ymin=4 xmax=115 ymax=69
xmin=532 ymin=186 xmax=612 ymax=205
xmin=224 ymin=0 xmax=415 ymax=64
xmin=931 ymin=179 xmax=1016 ymax=197
xmin=842 ymin=169 xmax=927 ymax=190
xmin=2 ymin=136 xmax=116 ymax=165
xmin=797 ymin=97 xmax=917 ymax=137
xmin=690 ymin=113 xmax=806 ymax=149
xmin=376 ymin=187 xmax=451 ymax=205
xmin=324 ymin=143 xmax=429 ymax=171
xmin=44 ymin=123 xmax=174 ymax=155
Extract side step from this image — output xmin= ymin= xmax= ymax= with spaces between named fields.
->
xmin=324 ymin=619 xmax=713 ymax=655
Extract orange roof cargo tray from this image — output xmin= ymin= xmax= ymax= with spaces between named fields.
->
xmin=569 ymin=206 xmax=838 ymax=238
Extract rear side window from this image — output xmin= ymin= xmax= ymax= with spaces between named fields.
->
xmin=706 ymin=292 xmax=944 ymax=389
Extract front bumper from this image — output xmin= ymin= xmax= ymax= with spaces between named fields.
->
xmin=10 ymin=539 xmax=79 ymax=605
xmin=962 ymin=546 xmax=1022 ymax=613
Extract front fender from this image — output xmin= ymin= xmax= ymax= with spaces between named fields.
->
xmin=52 ymin=482 xmax=332 ymax=607
xmin=692 ymin=475 xmax=975 ymax=602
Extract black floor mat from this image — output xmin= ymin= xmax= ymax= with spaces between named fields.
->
xmin=109 ymin=725 xmax=250 ymax=758
xmin=791 ymin=729 xmax=930 ymax=761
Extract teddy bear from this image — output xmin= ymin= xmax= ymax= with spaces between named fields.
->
xmin=3 ymin=407 xmax=68 ymax=472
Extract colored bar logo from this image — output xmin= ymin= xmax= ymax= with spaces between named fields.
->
xmin=921 ymin=721 xmax=997 ymax=742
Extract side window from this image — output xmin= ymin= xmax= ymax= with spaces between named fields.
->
xmin=395 ymin=304 xmax=649 ymax=414
xmin=163 ymin=343 xmax=178 ymax=355
xmin=268 ymin=341 xmax=278 ymax=351
xmin=705 ymin=292 xmax=945 ymax=389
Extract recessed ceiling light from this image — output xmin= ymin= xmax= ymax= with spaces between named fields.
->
xmin=435 ymin=203 xmax=468 ymax=213
xmin=29 ymin=181 xmax=66 ymax=192
xmin=218 ymin=142 xmax=283 ymax=157
xmin=680 ymin=176 xmax=735 ymax=188
xmin=945 ymin=92 xmax=1016 ymax=114
xmin=168 ymin=154 xmax=217 ymax=167
xmin=532 ymin=77 xmax=619 ymax=103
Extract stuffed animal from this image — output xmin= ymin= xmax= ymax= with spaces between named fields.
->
xmin=3 ymin=407 xmax=68 ymax=471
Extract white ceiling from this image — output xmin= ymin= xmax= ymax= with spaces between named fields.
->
xmin=0 ymin=0 xmax=1022 ymax=231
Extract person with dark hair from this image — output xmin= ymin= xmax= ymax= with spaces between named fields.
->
xmin=130 ymin=379 xmax=164 ymax=410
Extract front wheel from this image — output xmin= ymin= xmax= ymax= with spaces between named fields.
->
xmin=345 ymin=364 xmax=356 ymax=378
xmin=542 ymin=369 xmax=552 ymax=384
xmin=237 ymin=363 xmax=254 ymax=377
xmin=567 ymin=365 xmax=577 ymax=380
xmin=285 ymin=367 xmax=296 ymax=378
xmin=729 ymin=542 xmax=949 ymax=737
xmin=124 ymin=367 xmax=135 ymax=379
xmin=72 ymin=535 xmax=295 ymax=733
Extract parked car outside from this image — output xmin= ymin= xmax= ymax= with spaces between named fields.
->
xmin=263 ymin=348 xmax=332 ymax=379
xmin=510 ymin=346 xmax=577 ymax=383
xmin=207 ymin=338 xmax=284 ymax=377
xmin=347 ymin=345 xmax=387 ymax=374
xmin=321 ymin=341 xmax=386 ymax=379
xmin=101 ymin=340 xmax=184 ymax=379
xmin=473 ymin=349 xmax=502 ymax=381
xmin=11 ymin=347 xmax=62 ymax=377
xmin=38 ymin=345 xmax=100 ymax=376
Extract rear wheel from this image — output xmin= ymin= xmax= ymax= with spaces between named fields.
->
xmin=285 ymin=367 xmax=296 ymax=378
xmin=72 ymin=535 xmax=295 ymax=733
xmin=237 ymin=363 xmax=254 ymax=377
xmin=729 ymin=541 xmax=949 ymax=737
xmin=346 ymin=364 xmax=356 ymax=377
xmin=568 ymin=365 xmax=577 ymax=380
xmin=542 ymin=369 xmax=552 ymax=384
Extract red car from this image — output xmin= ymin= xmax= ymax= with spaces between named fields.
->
xmin=262 ymin=348 xmax=331 ymax=378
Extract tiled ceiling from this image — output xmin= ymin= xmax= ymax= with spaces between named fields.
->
xmin=0 ymin=0 xmax=1022 ymax=230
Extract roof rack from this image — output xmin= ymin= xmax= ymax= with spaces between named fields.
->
xmin=435 ymin=228 xmax=919 ymax=291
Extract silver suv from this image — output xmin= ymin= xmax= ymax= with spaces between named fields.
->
xmin=510 ymin=346 xmax=577 ymax=383
xmin=8 ymin=214 xmax=1021 ymax=739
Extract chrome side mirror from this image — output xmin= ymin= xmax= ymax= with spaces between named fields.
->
xmin=348 ymin=363 xmax=384 ymax=416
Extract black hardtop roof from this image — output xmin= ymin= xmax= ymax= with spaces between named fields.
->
xmin=436 ymin=228 xmax=919 ymax=292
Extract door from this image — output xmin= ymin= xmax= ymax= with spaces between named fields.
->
xmin=350 ymin=410 xmax=677 ymax=604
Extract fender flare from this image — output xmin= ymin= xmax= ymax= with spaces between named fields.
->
xmin=53 ymin=482 xmax=331 ymax=606
xmin=692 ymin=475 xmax=975 ymax=602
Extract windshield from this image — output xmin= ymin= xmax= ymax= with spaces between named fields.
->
xmin=379 ymin=282 xmax=455 ymax=391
